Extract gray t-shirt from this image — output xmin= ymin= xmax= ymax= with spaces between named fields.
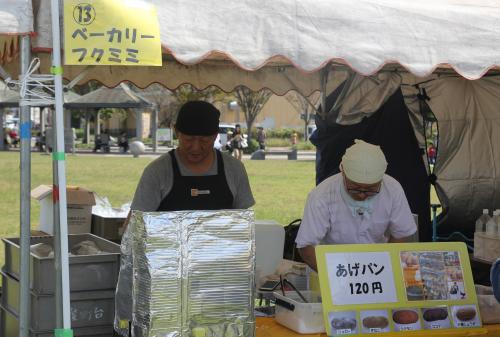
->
xmin=131 ymin=150 xmax=255 ymax=211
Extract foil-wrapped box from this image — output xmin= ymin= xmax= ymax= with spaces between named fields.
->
xmin=115 ymin=210 xmax=255 ymax=337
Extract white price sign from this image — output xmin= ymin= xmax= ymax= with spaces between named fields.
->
xmin=326 ymin=252 xmax=397 ymax=305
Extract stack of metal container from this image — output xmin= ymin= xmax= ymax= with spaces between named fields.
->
xmin=1 ymin=233 xmax=121 ymax=337
xmin=115 ymin=210 xmax=255 ymax=337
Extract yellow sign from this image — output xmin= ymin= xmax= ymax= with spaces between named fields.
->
xmin=316 ymin=242 xmax=486 ymax=336
xmin=64 ymin=0 xmax=161 ymax=66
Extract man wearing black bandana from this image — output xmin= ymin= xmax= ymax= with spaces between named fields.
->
xmin=117 ymin=102 xmax=254 ymax=333
xmin=130 ymin=101 xmax=255 ymax=212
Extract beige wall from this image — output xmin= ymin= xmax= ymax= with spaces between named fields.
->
xmin=105 ymin=94 xmax=308 ymax=135
xmin=105 ymin=113 xmax=126 ymax=131
xmin=219 ymin=95 xmax=306 ymax=129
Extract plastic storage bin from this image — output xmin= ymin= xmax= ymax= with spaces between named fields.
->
xmin=1 ymin=271 xmax=115 ymax=331
xmin=2 ymin=234 xmax=120 ymax=293
xmin=473 ymin=232 xmax=500 ymax=262
xmin=274 ymin=290 xmax=325 ymax=334
xmin=1 ymin=305 xmax=113 ymax=337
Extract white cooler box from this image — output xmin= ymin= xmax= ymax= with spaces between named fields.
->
xmin=274 ymin=291 xmax=325 ymax=334
xmin=255 ymin=220 xmax=285 ymax=280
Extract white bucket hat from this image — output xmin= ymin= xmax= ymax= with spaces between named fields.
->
xmin=341 ymin=139 xmax=387 ymax=184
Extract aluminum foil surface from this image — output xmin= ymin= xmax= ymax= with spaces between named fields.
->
xmin=116 ymin=210 xmax=255 ymax=337
xmin=114 ymin=212 xmax=136 ymax=337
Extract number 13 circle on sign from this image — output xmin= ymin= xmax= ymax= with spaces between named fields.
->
xmin=73 ymin=3 xmax=96 ymax=25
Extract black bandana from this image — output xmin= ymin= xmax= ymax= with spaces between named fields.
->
xmin=175 ymin=101 xmax=220 ymax=136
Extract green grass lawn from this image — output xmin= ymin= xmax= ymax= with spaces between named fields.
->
xmin=0 ymin=151 xmax=441 ymax=267
xmin=0 ymin=152 xmax=316 ymax=265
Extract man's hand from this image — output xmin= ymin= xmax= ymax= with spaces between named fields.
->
xmin=299 ymin=245 xmax=318 ymax=272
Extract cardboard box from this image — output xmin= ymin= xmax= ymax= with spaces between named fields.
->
xmin=31 ymin=185 xmax=96 ymax=235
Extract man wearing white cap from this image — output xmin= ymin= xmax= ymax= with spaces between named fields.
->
xmin=296 ymin=139 xmax=417 ymax=271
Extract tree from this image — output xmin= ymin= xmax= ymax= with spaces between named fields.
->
xmin=233 ymin=86 xmax=272 ymax=141
xmin=134 ymin=83 xmax=178 ymax=127
xmin=138 ymin=84 xmax=231 ymax=127
xmin=172 ymin=84 xmax=230 ymax=111
xmin=285 ymin=91 xmax=321 ymax=140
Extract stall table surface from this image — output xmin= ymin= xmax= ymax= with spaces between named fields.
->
xmin=255 ymin=317 xmax=500 ymax=337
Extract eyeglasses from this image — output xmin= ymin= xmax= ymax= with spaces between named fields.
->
xmin=347 ymin=188 xmax=380 ymax=197
xmin=343 ymin=174 xmax=381 ymax=197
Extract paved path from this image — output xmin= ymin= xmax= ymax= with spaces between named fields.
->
xmin=11 ymin=145 xmax=317 ymax=161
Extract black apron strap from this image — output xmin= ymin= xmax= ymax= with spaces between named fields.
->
xmin=157 ymin=150 xmax=234 ymax=211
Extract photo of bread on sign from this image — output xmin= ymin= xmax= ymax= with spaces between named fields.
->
xmin=360 ymin=309 xmax=391 ymax=333
xmin=451 ymin=305 xmax=481 ymax=328
xmin=392 ymin=308 xmax=421 ymax=331
xmin=328 ymin=310 xmax=358 ymax=335
xmin=422 ymin=307 xmax=451 ymax=330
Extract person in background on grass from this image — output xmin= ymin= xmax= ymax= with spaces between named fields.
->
xmin=296 ymin=139 xmax=417 ymax=271
xmin=93 ymin=129 xmax=111 ymax=153
xmin=8 ymin=128 xmax=19 ymax=147
xmin=225 ymin=130 xmax=234 ymax=154
xmin=427 ymin=142 xmax=436 ymax=165
xmin=257 ymin=126 xmax=266 ymax=150
xmin=231 ymin=124 xmax=244 ymax=160
xmin=35 ymin=131 xmax=45 ymax=152
xmin=291 ymin=131 xmax=298 ymax=147
xmin=93 ymin=134 xmax=102 ymax=152
xmin=118 ymin=131 xmax=129 ymax=153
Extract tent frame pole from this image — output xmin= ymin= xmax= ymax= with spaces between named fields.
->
xmin=152 ymin=104 xmax=158 ymax=153
xmin=19 ymin=34 xmax=32 ymax=337
xmin=0 ymin=107 xmax=5 ymax=151
xmin=50 ymin=0 xmax=72 ymax=333
xmin=320 ymin=65 xmax=330 ymax=119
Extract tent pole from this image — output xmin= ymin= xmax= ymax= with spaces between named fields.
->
xmin=84 ymin=111 xmax=90 ymax=144
xmin=320 ymin=66 xmax=329 ymax=119
xmin=0 ymin=108 xmax=4 ymax=151
xmin=64 ymin=108 xmax=71 ymax=129
xmin=40 ymin=108 xmax=45 ymax=133
xmin=96 ymin=109 xmax=101 ymax=135
xmin=152 ymin=105 xmax=158 ymax=153
xmin=19 ymin=34 xmax=32 ymax=337
xmin=136 ymin=108 xmax=143 ymax=141
xmin=304 ymin=108 xmax=308 ymax=141
xmin=50 ymin=0 xmax=72 ymax=334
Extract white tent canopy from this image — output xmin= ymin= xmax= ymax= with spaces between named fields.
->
xmin=34 ymin=0 xmax=500 ymax=77
xmin=0 ymin=0 xmax=32 ymax=65
xmin=0 ymin=0 xmax=32 ymax=34
xmin=2 ymin=0 xmax=500 ymax=93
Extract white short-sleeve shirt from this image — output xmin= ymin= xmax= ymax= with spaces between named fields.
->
xmin=295 ymin=173 xmax=417 ymax=247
